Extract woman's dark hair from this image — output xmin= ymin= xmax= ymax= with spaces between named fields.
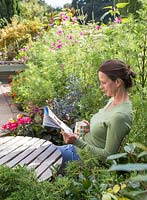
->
xmin=98 ymin=59 xmax=136 ymax=89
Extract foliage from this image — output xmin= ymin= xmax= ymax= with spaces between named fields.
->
xmin=11 ymin=21 xmax=104 ymax=121
xmin=101 ymin=2 xmax=129 ymax=23
xmin=0 ymin=16 xmax=42 ymax=60
xmin=0 ymin=0 xmax=20 ymax=23
xmin=11 ymin=3 xmax=147 ymax=146
xmin=0 ymin=143 xmax=146 ymax=199
xmin=18 ymin=0 xmax=47 ymax=21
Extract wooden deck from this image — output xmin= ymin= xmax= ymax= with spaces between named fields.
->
xmin=0 ymin=136 xmax=62 ymax=181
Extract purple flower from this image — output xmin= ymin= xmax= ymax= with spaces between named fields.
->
xmin=114 ymin=17 xmax=122 ymax=23
xmin=72 ymin=17 xmax=77 ymax=23
xmin=95 ymin=25 xmax=101 ymax=30
xmin=52 ymin=42 xmax=56 ymax=46
xmin=57 ymin=29 xmax=63 ymax=36
xmin=56 ymin=44 xmax=62 ymax=49
xmin=80 ymin=31 xmax=84 ymax=36
xmin=21 ymin=48 xmax=26 ymax=51
xmin=63 ymin=15 xmax=69 ymax=21
xmin=59 ymin=13 xmax=69 ymax=21
xmin=21 ymin=56 xmax=27 ymax=63
xmin=67 ymin=35 xmax=73 ymax=40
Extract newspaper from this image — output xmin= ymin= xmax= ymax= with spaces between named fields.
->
xmin=43 ymin=106 xmax=73 ymax=134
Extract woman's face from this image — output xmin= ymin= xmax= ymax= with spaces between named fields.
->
xmin=98 ymin=71 xmax=118 ymax=97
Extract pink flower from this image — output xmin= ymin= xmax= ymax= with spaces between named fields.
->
xmin=80 ymin=31 xmax=84 ymax=36
xmin=72 ymin=17 xmax=77 ymax=23
xmin=52 ymin=42 xmax=56 ymax=46
xmin=23 ymin=117 xmax=31 ymax=124
xmin=20 ymin=48 xmax=26 ymax=52
xmin=7 ymin=121 xmax=18 ymax=131
xmin=56 ymin=41 xmax=63 ymax=49
xmin=96 ymin=25 xmax=101 ymax=30
xmin=1 ymin=114 xmax=31 ymax=133
xmin=63 ymin=15 xmax=69 ymax=21
xmin=2 ymin=124 xmax=7 ymax=129
xmin=67 ymin=35 xmax=73 ymax=40
xmin=56 ymin=44 xmax=62 ymax=49
xmin=59 ymin=13 xmax=69 ymax=21
xmin=18 ymin=117 xmax=31 ymax=125
xmin=114 ymin=17 xmax=122 ymax=23
xmin=21 ymin=56 xmax=27 ymax=63
xmin=57 ymin=29 xmax=63 ymax=36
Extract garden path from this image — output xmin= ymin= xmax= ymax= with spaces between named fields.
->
xmin=0 ymin=82 xmax=23 ymax=136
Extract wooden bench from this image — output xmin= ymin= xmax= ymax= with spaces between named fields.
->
xmin=0 ymin=136 xmax=62 ymax=181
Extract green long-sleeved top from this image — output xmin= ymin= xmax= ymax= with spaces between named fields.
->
xmin=74 ymin=98 xmax=132 ymax=161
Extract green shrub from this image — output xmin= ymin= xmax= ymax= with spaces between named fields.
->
xmin=0 ymin=143 xmax=146 ymax=200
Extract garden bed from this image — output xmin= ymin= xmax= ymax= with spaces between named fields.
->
xmin=0 ymin=61 xmax=26 ymax=83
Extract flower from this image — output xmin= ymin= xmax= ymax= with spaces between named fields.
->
xmin=114 ymin=17 xmax=122 ymax=23
xmin=67 ymin=35 xmax=73 ymax=40
xmin=1 ymin=114 xmax=31 ymax=134
xmin=71 ymin=17 xmax=77 ymax=24
xmin=80 ymin=31 xmax=84 ymax=36
xmin=18 ymin=117 xmax=31 ymax=125
xmin=95 ymin=25 xmax=101 ymax=30
xmin=57 ymin=29 xmax=63 ymax=36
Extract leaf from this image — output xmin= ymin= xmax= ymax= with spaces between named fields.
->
xmin=120 ymin=183 xmax=126 ymax=190
xmin=121 ymin=18 xmax=130 ymax=23
xmin=122 ymin=190 xmax=147 ymax=197
xmin=113 ymin=184 xmax=120 ymax=194
xmin=124 ymin=143 xmax=136 ymax=153
xmin=107 ymin=153 xmax=127 ymax=160
xmin=130 ymin=175 xmax=147 ymax=182
xmin=100 ymin=11 xmax=111 ymax=21
xmin=133 ymin=143 xmax=147 ymax=151
xmin=116 ymin=3 xmax=129 ymax=9
xmin=138 ymin=151 xmax=147 ymax=158
xmin=102 ymin=192 xmax=118 ymax=200
xmin=109 ymin=164 xmax=147 ymax=171
xmin=103 ymin=6 xmax=113 ymax=10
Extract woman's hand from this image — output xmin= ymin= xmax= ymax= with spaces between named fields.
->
xmin=82 ymin=120 xmax=90 ymax=134
xmin=61 ymin=130 xmax=79 ymax=144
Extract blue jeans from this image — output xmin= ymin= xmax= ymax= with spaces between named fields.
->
xmin=57 ymin=144 xmax=80 ymax=166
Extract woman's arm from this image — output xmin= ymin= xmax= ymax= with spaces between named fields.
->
xmin=74 ymin=113 xmax=131 ymax=161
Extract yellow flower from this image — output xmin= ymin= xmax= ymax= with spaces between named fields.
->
xmin=17 ymin=114 xmax=23 ymax=119
xmin=120 ymin=183 xmax=126 ymax=190
xmin=9 ymin=118 xmax=16 ymax=123
xmin=113 ymin=184 xmax=120 ymax=194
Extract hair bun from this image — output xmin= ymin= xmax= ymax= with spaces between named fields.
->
xmin=127 ymin=66 xmax=137 ymax=78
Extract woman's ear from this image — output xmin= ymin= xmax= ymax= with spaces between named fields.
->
xmin=115 ymin=78 xmax=123 ymax=87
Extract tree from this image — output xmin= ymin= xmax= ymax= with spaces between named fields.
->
xmin=115 ymin=0 xmax=142 ymax=17
xmin=19 ymin=0 xmax=46 ymax=20
xmin=0 ymin=0 xmax=20 ymax=22
xmin=71 ymin=0 xmax=113 ymax=23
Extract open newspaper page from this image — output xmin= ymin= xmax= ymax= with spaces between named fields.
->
xmin=43 ymin=106 xmax=73 ymax=134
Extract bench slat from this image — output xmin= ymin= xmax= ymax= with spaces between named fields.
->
xmin=0 ymin=136 xmax=62 ymax=181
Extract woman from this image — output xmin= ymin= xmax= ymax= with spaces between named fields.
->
xmin=58 ymin=59 xmax=136 ymax=165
